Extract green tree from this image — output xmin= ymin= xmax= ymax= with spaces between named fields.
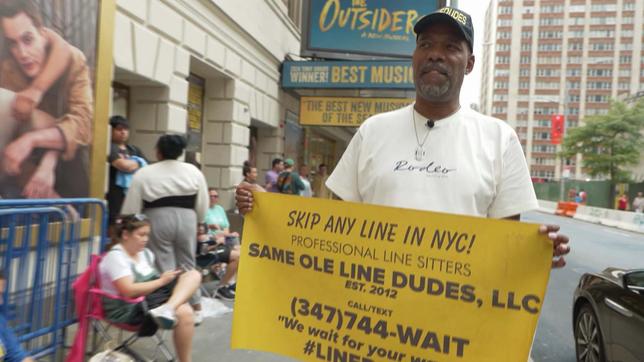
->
xmin=561 ymin=99 xmax=644 ymax=183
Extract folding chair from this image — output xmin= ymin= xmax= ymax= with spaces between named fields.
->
xmin=67 ymin=254 xmax=175 ymax=362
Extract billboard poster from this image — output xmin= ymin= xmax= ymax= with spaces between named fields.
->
xmin=302 ymin=0 xmax=440 ymax=59
xmin=300 ymin=96 xmax=413 ymax=127
xmin=0 ymin=0 xmax=105 ymax=199
xmin=282 ymin=60 xmax=414 ymax=89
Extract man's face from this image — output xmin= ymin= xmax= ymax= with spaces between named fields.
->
xmin=2 ymin=12 xmax=47 ymax=79
xmin=412 ymin=21 xmax=474 ymax=102
xmin=111 ymin=125 xmax=129 ymax=144
xmin=319 ymin=166 xmax=327 ymax=175
xmin=275 ymin=161 xmax=284 ymax=172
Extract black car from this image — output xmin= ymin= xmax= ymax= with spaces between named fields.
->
xmin=572 ymin=268 xmax=644 ymax=362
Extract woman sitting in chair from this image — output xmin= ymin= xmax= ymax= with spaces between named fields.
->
xmin=99 ymin=214 xmax=201 ymax=362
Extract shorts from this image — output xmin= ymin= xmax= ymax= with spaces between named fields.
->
xmin=103 ymin=279 xmax=177 ymax=336
xmin=196 ymin=244 xmax=232 ymax=269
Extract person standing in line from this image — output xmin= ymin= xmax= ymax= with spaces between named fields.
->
xmin=633 ymin=192 xmax=644 ymax=213
xmin=264 ymin=158 xmax=284 ymax=192
xmin=105 ymin=115 xmax=146 ymax=227
xmin=617 ymin=193 xmax=629 ymax=211
xmin=311 ymin=163 xmax=332 ymax=199
xmin=276 ymin=158 xmax=305 ymax=195
xmin=236 ymin=7 xmax=569 ymax=268
xmin=298 ymin=164 xmax=313 ymax=197
xmin=121 ymin=134 xmax=209 ymax=324
xmin=242 ymin=161 xmax=258 ymax=185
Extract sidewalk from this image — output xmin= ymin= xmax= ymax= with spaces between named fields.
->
xmin=130 ymin=298 xmax=294 ymax=361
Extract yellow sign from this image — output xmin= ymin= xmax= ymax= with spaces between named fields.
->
xmin=232 ymin=193 xmax=552 ymax=361
xmin=187 ymin=81 xmax=203 ymax=131
xmin=300 ymin=97 xmax=413 ymax=127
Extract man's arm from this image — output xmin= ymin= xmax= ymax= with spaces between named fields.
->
xmin=55 ymin=51 xmax=93 ymax=161
xmin=2 ymin=126 xmax=65 ymax=175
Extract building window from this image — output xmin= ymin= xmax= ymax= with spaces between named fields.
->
xmin=587 ymin=69 xmax=612 ymax=77
xmin=496 ymin=56 xmax=510 ymax=64
xmin=536 ymin=68 xmax=561 ymax=77
xmin=539 ymin=17 xmax=563 ymax=26
xmin=568 ymin=42 xmax=583 ymax=51
xmin=589 ymin=42 xmax=613 ymax=51
xmin=619 ymin=69 xmax=631 ymax=77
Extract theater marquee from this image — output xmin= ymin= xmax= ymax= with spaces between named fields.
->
xmin=300 ymin=97 xmax=413 ymax=127
xmin=301 ymin=0 xmax=441 ymax=59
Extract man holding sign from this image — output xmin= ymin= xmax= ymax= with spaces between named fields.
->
xmin=234 ymin=6 xmax=570 ymax=362
xmin=236 ymin=6 xmax=570 ymax=267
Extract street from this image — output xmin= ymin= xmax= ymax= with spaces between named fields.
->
xmin=151 ymin=211 xmax=644 ymax=361
xmin=525 ymin=212 xmax=644 ymax=362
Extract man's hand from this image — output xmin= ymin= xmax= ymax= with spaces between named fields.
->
xmin=22 ymin=151 xmax=59 ymax=198
xmin=3 ymin=135 xmax=34 ymax=175
xmin=539 ymin=224 xmax=570 ymax=268
xmin=13 ymin=87 xmax=43 ymax=121
xmin=22 ymin=166 xmax=56 ymax=198
xmin=235 ymin=181 xmax=265 ymax=214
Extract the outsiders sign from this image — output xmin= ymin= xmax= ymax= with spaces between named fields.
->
xmin=303 ymin=0 xmax=440 ymax=59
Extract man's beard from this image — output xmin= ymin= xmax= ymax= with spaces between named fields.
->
xmin=417 ymin=79 xmax=451 ymax=99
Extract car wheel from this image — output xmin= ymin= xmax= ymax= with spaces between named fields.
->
xmin=574 ymin=304 xmax=606 ymax=362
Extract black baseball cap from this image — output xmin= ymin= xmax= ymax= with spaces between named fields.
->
xmin=414 ymin=7 xmax=474 ymax=52
xmin=109 ymin=115 xmax=129 ymax=128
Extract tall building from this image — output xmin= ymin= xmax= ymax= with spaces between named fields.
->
xmin=480 ymin=0 xmax=644 ymax=181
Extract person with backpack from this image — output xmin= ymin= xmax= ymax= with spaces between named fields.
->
xmin=276 ymin=159 xmax=305 ymax=195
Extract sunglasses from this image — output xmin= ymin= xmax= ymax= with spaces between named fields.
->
xmin=210 ymin=194 xmax=219 ymax=198
xmin=119 ymin=213 xmax=148 ymax=224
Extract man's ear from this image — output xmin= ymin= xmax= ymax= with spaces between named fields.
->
xmin=466 ymin=54 xmax=475 ymax=75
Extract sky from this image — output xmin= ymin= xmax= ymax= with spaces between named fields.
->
xmin=458 ymin=0 xmax=492 ymax=109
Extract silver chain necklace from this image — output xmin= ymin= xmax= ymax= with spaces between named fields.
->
xmin=411 ymin=105 xmax=461 ymax=161
xmin=411 ymin=107 xmax=431 ymax=161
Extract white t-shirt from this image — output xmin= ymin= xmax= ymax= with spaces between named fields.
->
xmin=326 ymin=104 xmax=538 ymax=218
xmin=99 ymin=244 xmax=157 ymax=295
xmin=300 ymin=177 xmax=313 ymax=197
xmin=121 ymin=159 xmax=209 ymax=222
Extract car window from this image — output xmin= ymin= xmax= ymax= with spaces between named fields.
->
xmin=625 ymin=271 xmax=644 ymax=291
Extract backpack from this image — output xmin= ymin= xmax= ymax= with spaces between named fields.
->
xmin=276 ymin=171 xmax=293 ymax=194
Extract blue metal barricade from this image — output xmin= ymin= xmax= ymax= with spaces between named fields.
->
xmin=0 ymin=198 xmax=108 ymax=360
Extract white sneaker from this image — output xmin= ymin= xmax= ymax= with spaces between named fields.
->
xmin=148 ymin=304 xmax=177 ymax=329
xmin=194 ymin=310 xmax=203 ymax=326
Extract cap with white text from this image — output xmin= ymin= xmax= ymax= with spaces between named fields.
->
xmin=414 ymin=7 xmax=474 ymax=52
